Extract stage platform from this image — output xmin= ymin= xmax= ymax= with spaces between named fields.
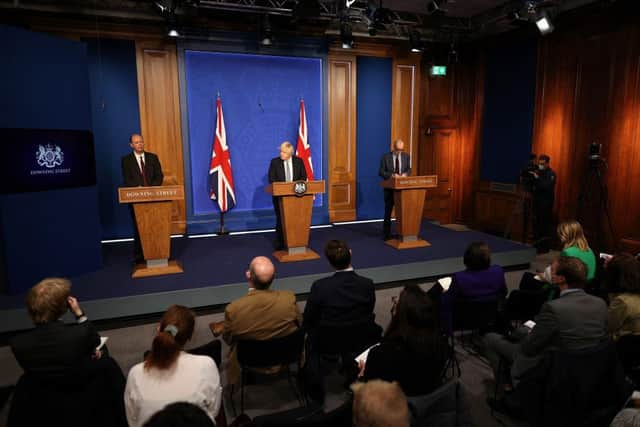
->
xmin=0 ymin=221 xmax=535 ymax=333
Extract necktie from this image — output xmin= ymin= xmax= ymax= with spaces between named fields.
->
xmin=140 ymin=157 xmax=149 ymax=186
xmin=285 ymin=160 xmax=292 ymax=182
xmin=394 ymin=155 xmax=400 ymax=175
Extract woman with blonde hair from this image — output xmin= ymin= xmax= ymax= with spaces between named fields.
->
xmin=124 ymin=305 xmax=222 ymax=427
xmin=557 ymin=220 xmax=596 ymax=282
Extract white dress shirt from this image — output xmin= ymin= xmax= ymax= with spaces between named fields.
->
xmin=124 ymin=352 xmax=222 ymax=427
xmin=284 ymin=158 xmax=293 ymax=182
xmin=135 ymin=152 xmax=146 ymax=173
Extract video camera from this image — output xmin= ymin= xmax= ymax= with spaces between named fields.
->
xmin=519 ymin=154 xmax=537 ymax=192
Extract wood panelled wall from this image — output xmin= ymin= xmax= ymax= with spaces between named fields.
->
xmin=531 ymin=4 xmax=640 ymax=250
xmin=327 ymin=54 xmax=357 ymax=222
xmin=418 ymin=49 xmax=485 ymax=225
xmin=135 ymin=40 xmax=186 ymax=235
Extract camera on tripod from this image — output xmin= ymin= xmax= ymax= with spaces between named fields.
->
xmin=519 ymin=154 xmax=538 ymax=192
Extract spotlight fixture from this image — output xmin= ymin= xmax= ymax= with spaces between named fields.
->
xmin=426 ymin=0 xmax=446 ymax=15
xmin=448 ymin=42 xmax=458 ymax=64
xmin=535 ymin=11 xmax=554 ymax=35
xmin=260 ymin=15 xmax=273 ymax=46
xmin=340 ymin=21 xmax=353 ymax=49
xmin=167 ymin=14 xmax=179 ymax=37
xmin=409 ymin=31 xmax=423 ymax=53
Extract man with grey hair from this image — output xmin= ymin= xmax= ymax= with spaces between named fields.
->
xmin=214 ymin=256 xmax=302 ymax=385
xmin=379 ymin=139 xmax=411 ymax=241
xmin=268 ymin=141 xmax=307 ymax=250
xmin=351 ymin=380 xmax=410 ymax=427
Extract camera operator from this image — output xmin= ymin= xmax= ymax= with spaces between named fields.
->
xmin=530 ymin=154 xmax=556 ymax=252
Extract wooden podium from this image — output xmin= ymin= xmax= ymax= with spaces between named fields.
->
xmin=380 ymin=175 xmax=438 ymax=250
xmin=118 ymin=185 xmax=185 ymax=278
xmin=266 ymin=180 xmax=325 ymax=262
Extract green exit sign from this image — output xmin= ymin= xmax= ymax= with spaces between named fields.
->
xmin=430 ymin=65 xmax=447 ymax=76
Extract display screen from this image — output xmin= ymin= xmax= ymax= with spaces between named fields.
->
xmin=0 ymin=128 xmax=96 ymax=193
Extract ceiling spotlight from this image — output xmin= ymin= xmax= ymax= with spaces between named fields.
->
xmin=409 ymin=31 xmax=423 ymax=53
xmin=340 ymin=22 xmax=353 ymax=49
xmin=167 ymin=14 xmax=179 ymax=37
xmin=448 ymin=43 xmax=458 ymax=64
xmin=426 ymin=0 xmax=446 ymax=15
xmin=535 ymin=11 xmax=554 ymax=35
xmin=261 ymin=15 xmax=273 ymax=45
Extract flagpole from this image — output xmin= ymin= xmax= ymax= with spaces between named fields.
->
xmin=217 ymin=212 xmax=229 ymax=235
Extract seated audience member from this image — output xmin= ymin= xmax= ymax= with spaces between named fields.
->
xmin=303 ymin=239 xmax=378 ymax=333
xmin=303 ymin=240 xmax=381 ymax=402
xmin=484 ymin=256 xmax=608 ymax=403
xmin=9 ymin=277 xmax=126 ymax=426
xmin=361 ymin=284 xmax=446 ymax=396
xmin=125 ymin=305 xmax=222 ymax=427
xmin=215 ymin=256 xmax=301 ymax=386
xmin=438 ymin=241 xmax=507 ymax=332
xmin=606 ymin=253 xmax=640 ymax=340
xmin=351 ymin=380 xmax=410 ymax=427
xmin=557 ymin=220 xmax=596 ymax=282
xmin=143 ymin=402 xmax=215 ymax=427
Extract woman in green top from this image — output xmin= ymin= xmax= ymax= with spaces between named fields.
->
xmin=557 ymin=220 xmax=596 ymax=281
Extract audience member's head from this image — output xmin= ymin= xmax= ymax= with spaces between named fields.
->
xmin=538 ymin=154 xmax=550 ymax=169
xmin=463 ymin=241 xmax=491 ymax=271
xmin=557 ymin=220 xmax=589 ymax=250
xmin=325 ymin=239 xmax=352 ymax=270
xmin=393 ymin=139 xmax=405 ymax=152
xmin=26 ymin=277 xmax=71 ymax=325
xmin=145 ymin=305 xmax=196 ymax=371
xmin=143 ymin=402 xmax=214 ymax=427
xmin=351 ymin=380 xmax=410 ymax=427
xmin=246 ymin=256 xmax=276 ymax=290
xmin=552 ymin=255 xmax=587 ymax=290
xmin=387 ymin=284 xmax=440 ymax=353
xmin=279 ymin=141 xmax=294 ymax=160
xmin=604 ymin=253 xmax=640 ymax=294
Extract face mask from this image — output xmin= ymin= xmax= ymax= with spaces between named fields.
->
xmin=538 ymin=165 xmax=545 ymax=170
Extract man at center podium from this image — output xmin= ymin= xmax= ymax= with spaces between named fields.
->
xmin=379 ymin=139 xmax=411 ymax=241
xmin=121 ymin=133 xmax=164 ymax=263
xmin=268 ymin=141 xmax=307 ymax=250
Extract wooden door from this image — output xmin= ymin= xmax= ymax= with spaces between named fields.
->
xmin=420 ymin=129 xmax=456 ymax=224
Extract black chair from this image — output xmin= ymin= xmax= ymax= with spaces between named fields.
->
xmin=407 ymin=378 xmax=474 ymax=427
xmin=253 ymin=396 xmax=352 ymax=427
xmin=616 ymin=334 xmax=640 ymax=386
xmin=518 ymin=340 xmax=632 ymax=427
xmin=235 ymin=328 xmax=306 ymax=414
xmin=504 ymin=289 xmax=548 ymax=323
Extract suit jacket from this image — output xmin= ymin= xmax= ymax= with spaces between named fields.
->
xmin=223 ymin=289 xmax=302 ymax=384
xmin=268 ymin=156 xmax=307 ymax=183
xmin=378 ymin=151 xmax=411 ymax=180
xmin=303 ymin=271 xmax=376 ymax=330
xmin=10 ymin=320 xmax=100 ymax=377
xmin=520 ymin=289 xmax=608 ymax=358
xmin=121 ymin=151 xmax=164 ymax=187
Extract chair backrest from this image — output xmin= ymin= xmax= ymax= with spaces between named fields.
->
xmin=316 ymin=321 xmax=382 ymax=356
xmin=616 ymin=334 xmax=640 ymax=375
xmin=506 ymin=289 xmax=548 ymax=322
xmin=451 ymin=297 xmax=499 ymax=332
xmin=519 ymin=340 xmax=631 ymax=427
xmin=407 ymin=379 xmax=473 ymax=427
xmin=236 ymin=328 xmax=305 ymax=368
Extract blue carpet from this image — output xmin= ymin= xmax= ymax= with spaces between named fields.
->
xmin=0 ymin=221 xmax=529 ymax=310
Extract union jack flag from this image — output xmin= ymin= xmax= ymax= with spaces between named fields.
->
xmin=209 ymin=96 xmax=236 ymax=213
xmin=295 ymin=99 xmax=314 ymax=180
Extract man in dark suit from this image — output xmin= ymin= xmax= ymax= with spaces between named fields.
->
xmin=378 ymin=139 xmax=411 ymax=240
xmin=10 ymin=277 xmax=100 ymax=377
xmin=484 ymin=256 xmax=608 ymax=411
xmin=303 ymin=239 xmax=377 ymax=330
xmin=9 ymin=277 xmax=127 ymax=426
xmin=121 ymin=133 xmax=164 ymax=263
xmin=268 ymin=141 xmax=307 ymax=250
xmin=303 ymin=240 xmax=381 ymax=403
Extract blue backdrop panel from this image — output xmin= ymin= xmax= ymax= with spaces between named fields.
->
xmin=480 ymin=33 xmax=537 ymax=183
xmin=183 ymin=51 xmax=323 ymax=223
xmin=356 ymin=57 xmax=392 ymax=220
xmin=86 ymin=38 xmax=142 ymax=239
xmin=0 ymin=25 xmax=102 ymax=294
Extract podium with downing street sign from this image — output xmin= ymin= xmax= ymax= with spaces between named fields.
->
xmin=380 ymin=175 xmax=438 ymax=249
xmin=266 ymin=180 xmax=325 ymax=263
xmin=118 ymin=185 xmax=184 ymax=278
